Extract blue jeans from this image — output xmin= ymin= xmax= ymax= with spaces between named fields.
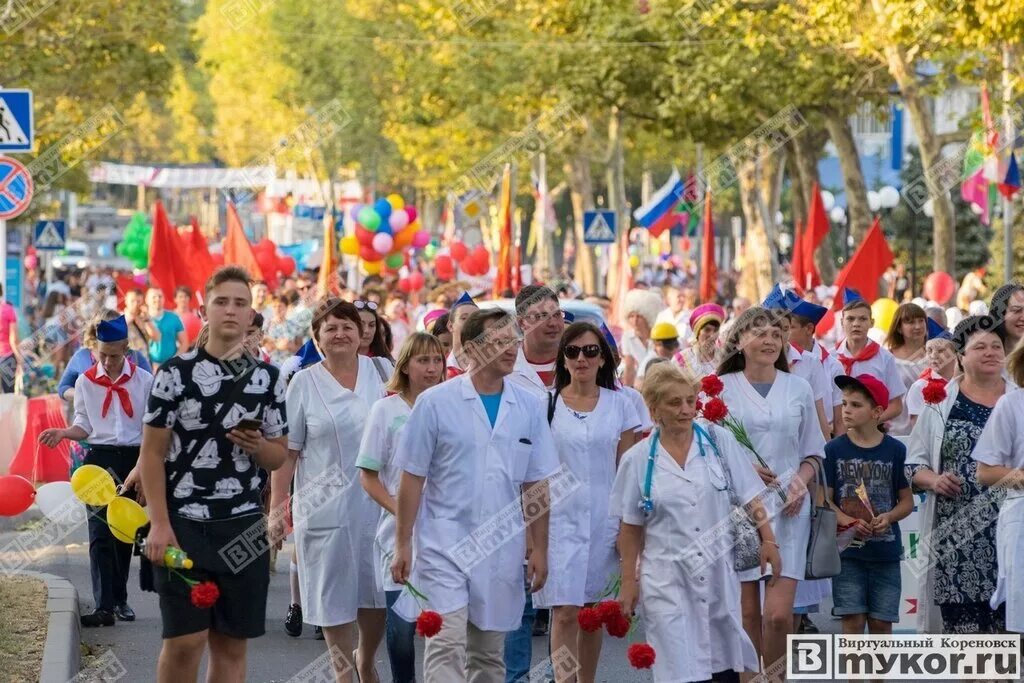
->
xmin=504 ymin=580 xmax=537 ymax=683
xmin=386 ymin=590 xmax=417 ymax=682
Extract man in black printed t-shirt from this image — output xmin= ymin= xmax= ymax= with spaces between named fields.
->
xmin=139 ymin=266 xmax=288 ymax=683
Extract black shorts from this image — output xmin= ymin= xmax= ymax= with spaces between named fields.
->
xmin=153 ymin=515 xmax=270 ymax=639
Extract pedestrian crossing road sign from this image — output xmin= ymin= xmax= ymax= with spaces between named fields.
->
xmin=34 ymin=220 xmax=66 ymax=250
xmin=583 ymin=210 xmax=616 ymax=244
xmin=0 ymin=90 xmax=33 ymax=153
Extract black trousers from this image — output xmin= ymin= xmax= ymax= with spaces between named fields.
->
xmin=84 ymin=445 xmax=139 ymax=611
xmin=0 ymin=353 xmax=16 ymax=393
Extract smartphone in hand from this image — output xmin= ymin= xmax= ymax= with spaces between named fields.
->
xmin=236 ymin=418 xmax=262 ymax=432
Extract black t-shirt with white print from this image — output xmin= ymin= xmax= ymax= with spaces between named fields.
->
xmin=144 ymin=347 xmax=288 ymax=521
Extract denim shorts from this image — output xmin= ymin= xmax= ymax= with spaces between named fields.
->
xmin=832 ymin=558 xmax=901 ymax=622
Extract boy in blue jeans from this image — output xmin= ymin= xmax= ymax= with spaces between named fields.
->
xmin=825 ymin=374 xmax=913 ymax=634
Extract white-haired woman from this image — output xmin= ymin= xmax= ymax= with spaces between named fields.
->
xmin=612 ymin=363 xmax=780 ymax=682
xmin=621 ymin=288 xmax=663 ymax=388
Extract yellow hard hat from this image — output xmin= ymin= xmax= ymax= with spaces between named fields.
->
xmin=651 ymin=322 xmax=679 ymax=341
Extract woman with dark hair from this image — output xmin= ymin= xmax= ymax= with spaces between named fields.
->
xmin=908 ymin=315 xmax=1012 ymax=634
xmin=355 ymin=299 xmax=396 ymax=381
xmin=716 ymin=306 xmax=826 ymax=675
xmin=428 ymin=313 xmax=453 ymax=358
xmin=989 ymin=282 xmax=1024 ymax=352
xmin=886 ymin=303 xmax=929 ymax=435
xmin=533 ymin=322 xmax=639 ymax=682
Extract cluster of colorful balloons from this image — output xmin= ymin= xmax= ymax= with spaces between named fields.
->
xmin=115 ymin=212 xmax=152 ymax=269
xmin=397 ymin=272 xmax=426 ymax=293
xmin=339 ymin=195 xmax=429 ymax=275
xmin=253 ymin=238 xmax=298 ymax=281
xmin=447 ymin=241 xmax=491 ymax=277
xmin=70 ymin=465 xmax=149 ymax=543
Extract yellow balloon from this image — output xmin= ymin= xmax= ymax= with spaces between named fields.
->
xmin=339 ymin=235 xmax=359 ymax=256
xmin=107 ymin=497 xmax=149 ymax=544
xmin=386 ymin=194 xmax=405 ymax=211
xmin=629 ymin=255 xmax=640 ymax=269
xmin=71 ymin=464 xmax=117 ymax=507
xmin=362 ymin=260 xmax=382 ymax=275
xmin=871 ymin=297 xmax=900 ymax=332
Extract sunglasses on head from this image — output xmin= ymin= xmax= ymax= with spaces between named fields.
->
xmin=564 ymin=344 xmax=601 ymax=360
xmin=354 ymin=300 xmax=378 ymax=311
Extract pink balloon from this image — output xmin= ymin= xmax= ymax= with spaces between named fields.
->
xmin=405 ymin=207 xmax=418 ymax=224
xmin=133 ymin=274 xmax=148 ymax=286
xmin=24 ymin=255 xmax=37 ymax=269
xmin=372 ymin=233 xmax=394 ymax=254
xmin=388 ymin=211 xmax=410 ymax=232
xmin=411 ymin=230 xmax=431 ymax=249
xmin=349 ymin=203 xmax=363 ymax=221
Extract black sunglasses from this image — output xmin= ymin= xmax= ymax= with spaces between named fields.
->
xmin=354 ymin=300 xmax=378 ymax=311
xmin=564 ymin=344 xmax=601 ymax=360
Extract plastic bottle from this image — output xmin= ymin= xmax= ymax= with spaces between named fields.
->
xmin=139 ymin=540 xmax=194 ymax=569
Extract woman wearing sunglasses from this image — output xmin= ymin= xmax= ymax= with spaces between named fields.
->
xmin=533 ymin=322 xmax=640 ymax=682
xmin=355 ymin=299 xmax=396 ymax=381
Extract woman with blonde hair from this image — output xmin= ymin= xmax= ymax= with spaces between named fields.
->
xmin=621 ymin=288 xmax=663 ymax=388
xmin=57 ymin=308 xmax=152 ymax=403
xmin=612 ymin=362 xmax=779 ymax=682
xmin=357 ymin=332 xmax=445 ymax=683
xmin=886 ymin=303 xmax=929 ymax=435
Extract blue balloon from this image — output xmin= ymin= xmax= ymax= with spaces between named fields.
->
xmin=376 ymin=222 xmax=393 ymax=237
xmin=374 ymin=198 xmax=393 ymax=223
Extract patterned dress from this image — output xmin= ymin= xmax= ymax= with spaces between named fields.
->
xmin=910 ymin=392 xmax=1006 ymax=633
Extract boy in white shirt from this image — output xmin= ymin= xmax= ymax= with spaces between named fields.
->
xmin=834 ymin=291 xmax=905 ymax=425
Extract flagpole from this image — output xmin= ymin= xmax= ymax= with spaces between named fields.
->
xmin=1003 ymin=43 xmax=1015 ymax=282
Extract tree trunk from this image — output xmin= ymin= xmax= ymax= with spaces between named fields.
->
xmin=786 ymin=140 xmax=808 ymax=232
xmin=823 ymin=108 xmax=872 ymax=247
xmin=606 ymin=107 xmax=629 ymax=300
xmin=736 ymin=157 xmax=775 ymax=302
xmin=792 ymin=126 xmax=835 ymax=282
xmin=566 ymin=151 xmax=596 ymax=294
xmin=757 ymin=145 xmax=784 ymax=283
xmin=871 ymin=0 xmax=955 ymax=275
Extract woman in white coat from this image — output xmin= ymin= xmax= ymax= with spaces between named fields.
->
xmin=714 ymin=306 xmax=826 ymax=673
xmin=272 ymin=299 xmax=388 ymax=683
xmin=357 ymin=333 xmax=445 ymax=683
xmin=973 ymin=332 xmax=1024 ymax=633
xmin=533 ymin=322 xmax=639 ymax=682
xmin=613 ymin=363 xmax=781 ymax=682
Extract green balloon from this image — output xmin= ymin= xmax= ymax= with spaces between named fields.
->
xmin=385 ymin=252 xmax=404 ymax=268
xmin=423 ymin=244 xmax=438 ymax=258
xmin=358 ymin=207 xmax=382 ymax=231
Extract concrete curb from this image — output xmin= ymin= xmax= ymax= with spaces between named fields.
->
xmin=14 ymin=570 xmax=81 ymax=683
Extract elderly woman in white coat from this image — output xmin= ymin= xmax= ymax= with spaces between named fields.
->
xmin=973 ymin=333 xmax=1024 ymax=634
xmin=272 ymin=298 xmax=388 ymax=683
xmin=715 ymin=306 xmax=826 ymax=673
xmin=907 ymin=315 xmax=1012 ymax=634
xmin=613 ymin=363 xmax=781 ymax=683
xmin=533 ymin=322 xmax=638 ymax=682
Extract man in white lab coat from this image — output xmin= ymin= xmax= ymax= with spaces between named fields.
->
xmin=392 ymin=308 xmax=560 ymax=682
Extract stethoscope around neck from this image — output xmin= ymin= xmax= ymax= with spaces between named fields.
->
xmin=638 ymin=421 xmax=729 ymax=517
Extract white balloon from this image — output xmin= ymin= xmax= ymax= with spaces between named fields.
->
xmin=820 ymin=190 xmax=836 ymax=212
xmin=830 ymin=206 xmax=847 ymax=223
xmin=970 ymin=203 xmax=984 ymax=215
xmin=35 ymin=481 xmax=84 ymax=523
xmin=923 ymin=199 xmax=935 ymax=217
xmin=867 ymin=191 xmax=882 ymax=212
xmin=878 ymin=185 xmax=901 ymax=209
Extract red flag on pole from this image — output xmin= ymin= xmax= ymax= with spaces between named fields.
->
xmin=223 ymin=203 xmax=264 ymax=281
xmin=698 ymin=189 xmax=717 ymax=302
xmin=183 ymin=217 xmax=216 ymax=292
xmin=791 ymin=221 xmax=805 ymax=294
xmin=815 ymin=216 xmax=894 ymax=337
xmin=803 ymin=183 xmax=830 ymax=288
xmin=148 ymin=201 xmax=195 ymax=305
xmin=493 ymin=164 xmax=514 ymax=297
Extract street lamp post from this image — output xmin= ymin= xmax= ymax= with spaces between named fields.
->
xmin=830 ymin=206 xmax=848 ymax=262
xmin=877 ymin=185 xmax=902 ymax=291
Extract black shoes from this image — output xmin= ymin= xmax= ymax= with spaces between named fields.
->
xmin=285 ymin=603 xmax=303 ymax=637
xmin=799 ymin=614 xmax=819 ymax=633
xmin=114 ymin=604 xmax=135 ymax=622
xmin=81 ymin=610 xmax=115 ymax=627
xmin=314 ymin=625 xmax=324 ymax=640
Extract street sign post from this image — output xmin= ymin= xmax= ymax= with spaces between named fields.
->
xmin=0 ymin=156 xmax=33 ymax=221
xmin=583 ymin=210 xmax=617 ymax=244
xmin=0 ymin=90 xmax=33 ymax=153
xmin=34 ymin=220 xmax=66 ymax=251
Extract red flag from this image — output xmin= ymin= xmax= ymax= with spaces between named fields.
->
xmin=183 ymin=217 xmax=216 ymax=296
xmin=493 ymin=164 xmax=513 ymax=297
xmin=698 ymin=189 xmax=716 ymax=302
xmin=815 ymin=216 xmax=893 ymax=336
xmin=148 ymin=201 xmax=195 ymax=305
xmin=791 ymin=221 xmax=806 ymax=294
xmin=803 ymin=183 xmax=829 ymax=288
xmin=223 ymin=203 xmax=264 ymax=281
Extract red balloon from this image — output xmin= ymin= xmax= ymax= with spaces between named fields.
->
xmin=355 ymin=225 xmax=376 ymax=245
xmin=451 ymin=241 xmax=468 ymax=262
xmin=435 ymin=255 xmax=454 ymax=280
xmin=278 ymin=256 xmax=296 ymax=277
xmin=923 ymin=271 xmax=956 ymax=304
xmin=255 ymin=238 xmax=276 ymax=254
xmin=471 ymin=244 xmax=488 ymax=261
xmin=0 ymin=475 xmax=34 ymax=516
xmin=398 ymin=278 xmax=412 ymax=293
xmin=409 ymin=272 xmax=426 ymax=291
xmin=210 ymin=253 xmax=225 ymax=267
xmin=257 ymin=252 xmax=278 ymax=276
xmin=359 ymin=244 xmax=381 ymax=262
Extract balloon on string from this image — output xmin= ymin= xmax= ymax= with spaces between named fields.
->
xmin=375 ymin=221 xmax=393 ymax=237
xmin=355 ymin=225 xmax=375 ymax=245
xmin=255 ymin=238 xmax=276 ymax=255
xmin=412 ymin=231 xmax=431 ymax=249
xmin=24 ymin=254 xmax=37 ymax=269
xmin=386 ymin=194 xmax=405 ymax=211
xmin=924 ymin=272 xmax=956 ymax=304
xmin=405 ymin=207 xmax=418 ymax=224
xmin=278 ymin=256 xmax=296 ymax=277
xmin=358 ymin=207 xmax=382 ymax=231
xmin=359 ymin=244 xmax=381 ymax=262
xmin=71 ymin=465 xmax=117 ymax=507
xmin=107 ymin=497 xmax=149 ymax=544
xmin=0 ymin=475 xmax=35 ymax=516
xmin=393 ymin=228 xmax=415 ymax=250
xmin=340 ymin=235 xmax=359 ymax=255
xmin=373 ymin=198 xmax=393 ymax=223
xmin=362 ymin=260 xmax=382 ymax=275
xmin=408 ymin=272 xmax=426 ymax=291
xmin=35 ymin=481 xmax=84 ymax=523
xmin=389 ymin=211 xmax=409 ymax=232
xmin=372 ymin=233 xmax=394 ymax=253
xmin=423 ymin=244 xmax=438 ymax=258
xmin=385 ymin=252 xmax=405 ymax=269
xmin=435 ymin=255 xmax=455 ymax=280
xmin=398 ymin=278 xmax=412 ymax=293
xmin=451 ymin=241 xmax=469 ymax=262
xmin=871 ymin=297 xmax=900 ymax=331
xmin=349 ymin=203 xmax=364 ymax=221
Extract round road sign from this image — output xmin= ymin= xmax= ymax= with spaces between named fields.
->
xmin=0 ymin=155 xmax=33 ymax=220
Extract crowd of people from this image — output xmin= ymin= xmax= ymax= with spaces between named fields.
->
xmin=24 ymin=258 xmax=1024 ymax=682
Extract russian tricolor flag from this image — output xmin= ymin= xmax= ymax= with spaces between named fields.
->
xmin=633 ymin=168 xmax=685 ymax=238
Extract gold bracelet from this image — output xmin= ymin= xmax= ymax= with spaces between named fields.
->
xmin=763 ymin=540 xmax=781 ymax=548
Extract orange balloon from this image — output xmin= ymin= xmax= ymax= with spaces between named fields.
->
xmin=393 ymin=228 xmax=415 ymax=250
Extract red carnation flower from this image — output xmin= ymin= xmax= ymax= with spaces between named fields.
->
xmin=627 ymin=642 xmax=656 ymax=669
xmin=577 ymin=607 xmax=603 ymax=633
xmin=190 ymin=581 xmax=220 ymax=609
xmin=605 ymin=612 xmax=631 ymax=638
xmin=695 ymin=398 xmax=704 ymax=413
xmin=416 ymin=610 xmax=444 ymax=638
xmin=922 ymin=380 xmax=947 ymax=405
xmin=595 ymin=600 xmax=621 ymax=625
xmin=701 ymin=374 xmax=724 ymax=397
xmin=701 ymin=397 xmax=729 ymax=423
